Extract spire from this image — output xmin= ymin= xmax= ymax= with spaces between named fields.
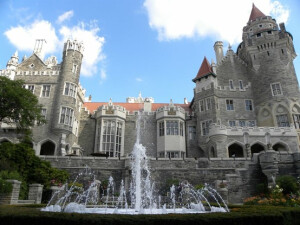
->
xmin=192 ymin=57 xmax=215 ymax=82
xmin=249 ymin=3 xmax=266 ymax=22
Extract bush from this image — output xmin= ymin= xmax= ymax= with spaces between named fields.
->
xmin=276 ymin=175 xmax=299 ymax=195
xmin=0 ymin=178 xmax=12 ymax=194
xmin=0 ymin=142 xmax=69 ymax=199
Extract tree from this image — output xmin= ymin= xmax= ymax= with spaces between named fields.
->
xmin=0 ymin=76 xmax=45 ymax=130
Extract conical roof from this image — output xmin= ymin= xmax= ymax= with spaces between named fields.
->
xmin=249 ymin=3 xmax=266 ymax=22
xmin=192 ymin=57 xmax=215 ymax=82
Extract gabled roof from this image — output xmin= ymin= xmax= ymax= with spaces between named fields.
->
xmin=192 ymin=57 xmax=215 ymax=82
xmin=249 ymin=3 xmax=266 ymax=22
xmin=83 ymin=102 xmax=191 ymax=114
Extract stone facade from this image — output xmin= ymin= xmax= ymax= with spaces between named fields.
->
xmin=1 ymin=5 xmax=300 ymax=203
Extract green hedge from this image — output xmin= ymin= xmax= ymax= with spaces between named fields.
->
xmin=1 ymin=205 xmax=300 ymax=225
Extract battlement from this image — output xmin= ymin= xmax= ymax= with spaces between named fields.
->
xmin=15 ymin=70 xmax=60 ymax=76
xmin=0 ymin=69 xmax=12 ymax=76
xmin=64 ymin=39 xmax=84 ymax=54
xmin=195 ymin=81 xmax=251 ymax=94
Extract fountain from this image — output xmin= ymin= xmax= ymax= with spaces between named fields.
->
xmin=42 ymin=112 xmax=228 ymax=214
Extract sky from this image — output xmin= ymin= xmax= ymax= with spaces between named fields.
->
xmin=0 ymin=0 xmax=299 ymax=104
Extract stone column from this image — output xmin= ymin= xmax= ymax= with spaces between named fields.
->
xmin=258 ymin=150 xmax=279 ymax=188
xmin=28 ymin=184 xmax=44 ymax=204
xmin=0 ymin=180 xmax=21 ymax=205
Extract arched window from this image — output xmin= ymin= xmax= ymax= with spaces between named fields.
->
xmin=251 ymin=143 xmax=265 ymax=156
xmin=273 ymin=143 xmax=288 ymax=152
xmin=228 ymin=143 xmax=244 ymax=158
xmin=40 ymin=141 xmax=55 ymax=155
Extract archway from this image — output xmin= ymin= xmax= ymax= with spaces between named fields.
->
xmin=40 ymin=141 xmax=55 ymax=155
xmin=228 ymin=143 xmax=244 ymax=158
xmin=251 ymin=143 xmax=265 ymax=156
xmin=273 ymin=143 xmax=288 ymax=152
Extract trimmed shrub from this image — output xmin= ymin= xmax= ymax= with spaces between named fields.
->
xmin=276 ymin=175 xmax=299 ymax=195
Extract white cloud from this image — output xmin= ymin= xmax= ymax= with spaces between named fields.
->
xmin=4 ymin=20 xmax=59 ymax=57
xmin=100 ymin=69 xmax=107 ymax=80
xmin=136 ymin=77 xmax=143 ymax=82
xmin=59 ymin=21 xmax=105 ymax=76
xmin=4 ymin=16 xmax=105 ymax=77
xmin=143 ymin=0 xmax=289 ymax=44
xmin=57 ymin=10 xmax=74 ymax=24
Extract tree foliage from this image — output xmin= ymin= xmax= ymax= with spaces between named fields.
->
xmin=0 ymin=76 xmax=45 ymax=129
xmin=0 ymin=142 xmax=69 ymax=198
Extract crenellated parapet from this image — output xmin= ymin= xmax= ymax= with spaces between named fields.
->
xmin=63 ymin=39 xmax=84 ymax=54
xmin=95 ymin=99 xmax=127 ymax=120
xmin=156 ymin=100 xmax=186 ymax=120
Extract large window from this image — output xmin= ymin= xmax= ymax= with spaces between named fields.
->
xmin=101 ymin=120 xmax=123 ymax=157
xmin=41 ymin=85 xmax=51 ymax=97
xmin=201 ymin=120 xmax=212 ymax=136
xmin=159 ymin=121 xmax=164 ymax=136
xmin=166 ymin=121 xmax=178 ymax=135
xmin=276 ymin=114 xmax=289 ymax=127
xmin=59 ymin=107 xmax=74 ymax=126
xmin=271 ymin=82 xmax=282 ymax=96
xmin=23 ymin=84 xmax=35 ymax=94
xmin=64 ymin=82 xmax=77 ymax=98
xmin=245 ymin=100 xmax=253 ymax=111
xmin=226 ymin=99 xmax=234 ymax=111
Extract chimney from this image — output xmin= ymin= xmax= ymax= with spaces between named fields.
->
xmin=184 ymin=98 xmax=188 ymax=104
xmin=88 ymin=95 xmax=92 ymax=102
xmin=214 ymin=41 xmax=224 ymax=64
xmin=279 ymin=23 xmax=286 ymax=32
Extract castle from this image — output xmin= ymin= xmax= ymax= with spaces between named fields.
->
xmin=1 ymin=4 xmax=300 ymax=203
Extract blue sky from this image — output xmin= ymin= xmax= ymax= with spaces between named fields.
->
xmin=0 ymin=0 xmax=299 ymax=104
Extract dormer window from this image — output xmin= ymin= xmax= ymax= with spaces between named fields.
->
xmin=259 ymin=24 xmax=263 ymax=28
xmin=257 ymin=33 xmax=261 ymax=37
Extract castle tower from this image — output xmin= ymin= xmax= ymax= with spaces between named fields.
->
xmin=237 ymin=3 xmax=300 ymax=128
xmin=6 ymin=51 xmax=19 ymax=79
xmin=51 ymin=39 xmax=84 ymax=155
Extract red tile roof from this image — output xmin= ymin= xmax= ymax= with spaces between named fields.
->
xmin=192 ymin=57 xmax=214 ymax=82
xmin=83 ymin=102 xmax=191 ymax=114
xmin=249 ymin=3 xmax=266 ymax=22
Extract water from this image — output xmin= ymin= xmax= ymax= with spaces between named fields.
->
xmin=42 ymin=112 xmax=228 ymax=214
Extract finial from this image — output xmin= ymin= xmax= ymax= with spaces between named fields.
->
xmin=13 ymin=51 xmax=18 ymax=57
xmin=108 ymin=98 xmax=113 ymax=106
xmin=22 ymin=55 xmax=27 ymax=62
